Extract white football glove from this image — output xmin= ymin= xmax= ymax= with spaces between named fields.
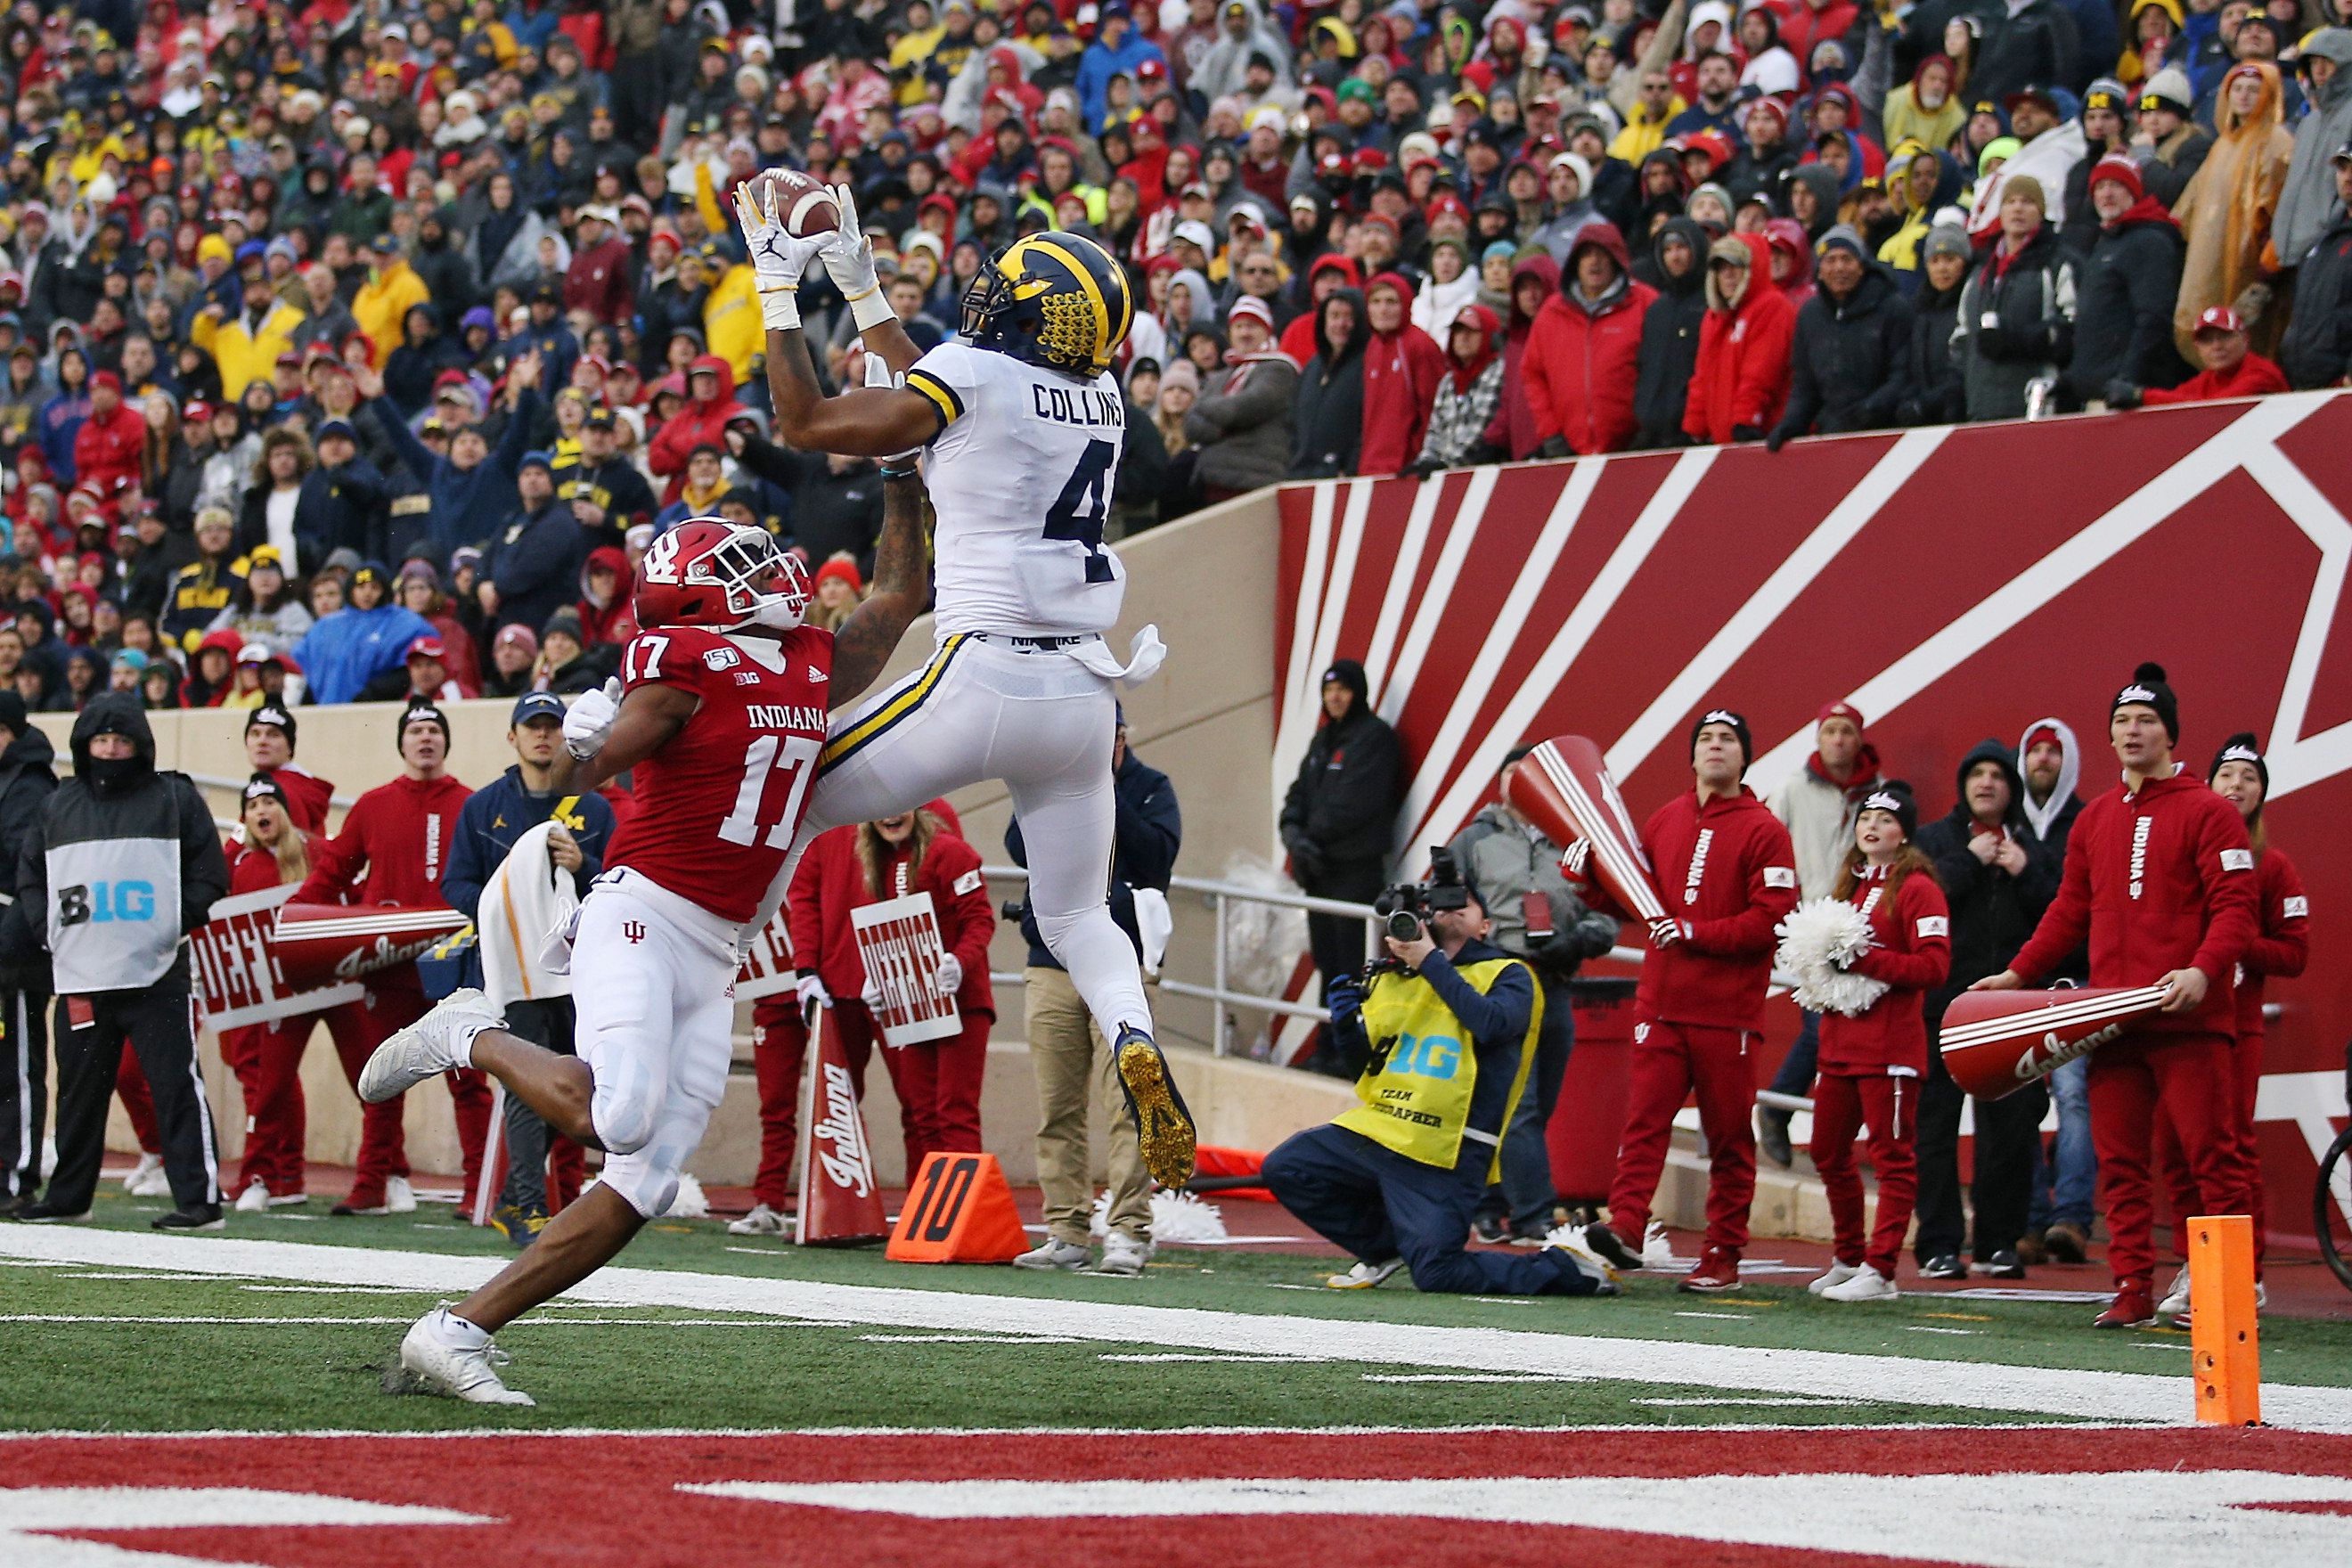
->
xmin=860 ymin=970 xmax=885 ymax=1009
xmin=796 ymin=972 xmax=832 ymax=1029
xmin=732 ymin=180 xmax=830 ymax=328
xmin=935 ymin=953 xmax=962 ymax=996
xmin=1560 ymin=837 xmax=1591 ymax=881
xmin=823 ymin=182 xmax=894 ymax=332
xmin=562 ymin=677 xmax=621 ymax=761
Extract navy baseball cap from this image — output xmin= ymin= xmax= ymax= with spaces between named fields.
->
xmin=511 ymin=692 xmax=566 ymax=726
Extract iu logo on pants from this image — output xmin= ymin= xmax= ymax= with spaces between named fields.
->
xmin=622 ymin=921 xmax=647 ymax=945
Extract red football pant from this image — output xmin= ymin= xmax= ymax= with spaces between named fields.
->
xmin=1809 ymin=1070 xmax=1919 ymax=1278
xmin=2088 ymin=1031 xmax=2253 ymax=1291
xmin=1607 ymin=1017 xmax=1757 ymax=1259
xmin=829 ymin=1000 xmax=990 ymax=1180
xmin=748 ymin=1001 xmax=810 ymax=1212
xmin=335 ymin=984 xmax=493 ymax=1208
xmin=219 ymin=1018 xmax=313 ymax=1198
xmin=2152 ymin=1027 xmax=2266 ymax=1269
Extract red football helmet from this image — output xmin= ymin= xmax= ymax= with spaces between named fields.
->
xmin=633 ymin=518 xmax=812 ymax=632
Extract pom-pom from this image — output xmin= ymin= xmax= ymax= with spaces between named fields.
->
xmin=2133 ymin=661 xmax=2168 ymax=684
xmin=1091 ymin=1188 xmax=1228 ymax=1244
xmin=1775 ymin=897 xmax=1892 ymax=1018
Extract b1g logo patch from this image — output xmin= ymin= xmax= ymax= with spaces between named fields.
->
xmin=705 ymin=645 xmax=741 ymax=672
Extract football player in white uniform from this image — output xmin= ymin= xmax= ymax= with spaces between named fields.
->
xmin=736 ymin=180 xmax=1196 ymax=1188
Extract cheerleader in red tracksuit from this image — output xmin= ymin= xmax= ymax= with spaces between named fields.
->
xmin=1809 ymin=784 xmax=1951 ymax=1303
xmin=2150 ymin=733 xmax=2307 ymax=1321
xmin=787 ymin=804 xmax=992 ymax=1179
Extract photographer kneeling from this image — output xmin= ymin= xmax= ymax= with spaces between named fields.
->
xmin=1262 ymin=855 xmax=1621 ymax=1298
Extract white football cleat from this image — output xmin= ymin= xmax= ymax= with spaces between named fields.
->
xmin=122 ymin=1153 xmax=169 ymax=1196
xmin=1809 ymin=1261 xmax=1863 ymax=1295
xmin=726 ymin=1203 xmax=789 ymax=1237
xmin=1093 ymin=1232 xmax=1149 ymax=1277
xmin=1013 ymin=1237 xmax=1090 ymax=1271
xmin=1544 ymin=1226 xmax=1623 ymax=1295
xmin=1641 ymin=1220 xmax=1677 ymax=1267
xmin=1821 ymin=1265 xmax=1900 ymax=1303
xmin=385 ymin=1176 xmax=418 ymax=1215
xmin=394 ymin=1309 xmax=534 ymax=1405
xmin=1325 ymin=1258 xmax=1404 ymax=1290
xmin=2156 ymin=1265 xmax=2191 ymax=1319
xmin=358 ymin=988 xmax=502 ymax=1104
xmin=233 ymin=1180 xmax=271 ymax=1213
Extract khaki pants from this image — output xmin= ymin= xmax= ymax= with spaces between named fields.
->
xmin=1025 ymin=965 xmax=1150 ymax=1244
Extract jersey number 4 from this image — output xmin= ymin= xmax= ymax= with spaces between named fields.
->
xmin=718 ymin=733 xmax=821 ymax=849
xmin=1043 ymin=437 xmax=1118 ymax=584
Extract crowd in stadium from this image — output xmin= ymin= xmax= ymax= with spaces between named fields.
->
xmin=0 ymin=0 xmax=2348 ymax=708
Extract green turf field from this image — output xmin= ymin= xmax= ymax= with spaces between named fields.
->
xmin=2 ymin=1187 xmax=2348 ymax=1437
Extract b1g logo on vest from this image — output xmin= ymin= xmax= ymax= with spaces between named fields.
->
xmin=1379 ymin=1031 xmax=1462 ymax=1081
xmin=58 ymin=879 xmax=156 ymax=927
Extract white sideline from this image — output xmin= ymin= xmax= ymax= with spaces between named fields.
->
xmin=2 ymin=1228 xmax=2347 ymax=1433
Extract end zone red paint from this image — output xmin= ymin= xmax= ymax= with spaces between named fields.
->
xmin=12 ymin=1427 xmax=2352 ymax=1568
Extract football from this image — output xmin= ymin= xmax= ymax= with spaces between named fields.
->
xmin=747 ymin=167 xmax=839 ymax=238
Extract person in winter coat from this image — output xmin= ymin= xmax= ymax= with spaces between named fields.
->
xmin=482 ymin=453 xmax=585 ymax=637
xmin=2269 ymin=29 xmax=2352 ymax=287
xmin=1288 ymin=288 xmax=1369 ymax=478
xmin=1523 ymin=223 xmax=1656 ymax=457
xmin=1974 ymin=663 xmax=2260 ymax=1328
xmin=1180 ymin=295 xmax=1298 ymax=497
xmin=2146 ymin=733 xmax=2306 ymax=1323
xmin=1279 ymin=658 xmax=1404 ymax=1077
xmin=2171 ymin=62 xmax=2293 ymax=362
xmin=1357 ymin=273 xmax=1448 ymax=477
xmin=1683 ymin=233 xmax=1797 ymax=445
xmin=70 ymin=370 xmax=145 ymax=502
xmin=0 ymin=690 xmax=54 ymax=1209
xmin=290 ymin=563 xmax=438 ymax=705
xmin=1898 ymin=226 xmax=1974 ymax=425
xmin=206 ymin=548 xmax=314 ymax=659
xmin=2281 ymin=147 xmax=2352 ymax=388
xmin=2107 ymin=303 xmax=2287 ymax=406
xmin=2065 ymin=155 xmax=2190 ymax=403
xmin=1634 ymin=218 xmax=1710 ymax=446
xmin=293 ymin=421 xmax=392 ymax=575
xmin=645 ymin=354 xmax=747 ymax=503
xmin=1972 ymin=0 xmax=2082 ymax=106
xmin=1767 ymin=227 xmax=1914 ymax=448
xmin=1407 ymin=303 xmax=1507 ymax=474
xmin=356 ymin=358 xmax=546 ymax=557
xmin=788 ymin=807 xmax=996 ymax=1177
xmin=1807 ymin=787 xmax=1952 ymax=1303
xmin=2131 ymin=69 xmax=2213 ymax=207
xmin=1952 ymin=176 xmax=2078 ymax=421
xmin=1912 ymin=738 xmax=2062 ymax=1279
xmin=1480 ymin=251 xmax=1563 ymax=461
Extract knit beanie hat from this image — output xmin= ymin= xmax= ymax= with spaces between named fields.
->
xmin=247 ymin=702 xmax=297 ymax=747
xmin=2113 ymin=661 xmax=2178 ymax=742
xmin=1858 ymin=781 xmax=1918 ymax=839
xmin=1923 ymin=224 xmax=1971 ymax=263
xmin=2000 ymin=172 xmax=2047 ymax=213
xmin=2209 ymin=731 xmax=2267 ymax=800
xmin=1816 ymin=224 xmax=1866 ymax=260
xmin=400 ymin=701 xmax=451 ymax=752
xmin=1690 ymin=706 xmax=1753 ymax=771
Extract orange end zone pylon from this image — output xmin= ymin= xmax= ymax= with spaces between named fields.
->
xmin=2188 ymin=1213 xmax=2261 ymax=1426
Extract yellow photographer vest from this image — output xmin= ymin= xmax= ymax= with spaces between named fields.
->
xmin=1335 ymin=956 xmax=1540 ymax=1179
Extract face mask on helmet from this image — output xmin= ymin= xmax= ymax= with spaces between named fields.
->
xmin=709 ymin=526 xmax=812 ymax=631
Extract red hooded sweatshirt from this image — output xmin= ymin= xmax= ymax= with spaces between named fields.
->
xmin=2234 ymin=845 xmax=2307 ymax=1039
xmin=1358 ymin=270 xmax=1450 ymax=475
xmin=1280 ymin=255 xmax=1360 ymax=367
xmin=2141 ymin=352 xmax=2289 ymax=406
xmin=787 ymin=819 xmax=997 ymax=1019
xmin=2007 ymin=767 xmax=2259 ymax=1037
xmin=258 ymin=763 xmax=336 ymax=835
xmin=294 ymin=771 xmax=474 ymax=911
xmin=576 ymin=544 xmax=640 ymax=646
xmin=1683 ymin=232 xmax=1797 ymax=445
xmin=1818 ymin=865 xmax=1951 ymax=1074
xmin=1589 ymin=786 xmax=1801 ymax=1033
xmin=646 ymin=355 xmax=746 ymax=502
xmin=1483 ymin=249 xmax=1562 ymax=461
xmin=1523 ymin=223 xmax=1656 ymax=455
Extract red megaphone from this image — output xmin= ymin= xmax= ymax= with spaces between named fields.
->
xmin=271 ymin=902 xmax=471 ymax=991
xmin=1505 ymin=736 xmax=1668 ymax=924
xmin=1940 ymin=984 xmax=2170 ymax=1098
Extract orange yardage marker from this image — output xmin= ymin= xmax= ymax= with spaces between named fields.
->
xmin=2188 ymin=1214 xmax=2261 ymax=1426
xmin=886 ymin=1152 xmax=1030 ymax=1263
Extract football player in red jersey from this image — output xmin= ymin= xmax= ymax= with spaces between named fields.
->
xmin=355 ymin=471 xmax=933 ymax=1406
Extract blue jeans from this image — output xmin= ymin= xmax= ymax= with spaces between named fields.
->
xmin=1497 ymin=978 xmax=1576 ymax=1232
xmin=1766 ymin=1009 xmax=1821 ymax=1100
xmin=1263 ymin=1123 xmax=1604 ymax=1295
xmin=2027 ymin=1057 xmax=2097 ymax=1230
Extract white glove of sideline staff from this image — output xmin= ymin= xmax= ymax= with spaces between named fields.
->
xmin=797 ymin=972 xmax=832 ymax=1029
xmin=935 ymin=953 xmax=963 ymax=996
xmin=563 ymin=678 xmax=621 ymax=761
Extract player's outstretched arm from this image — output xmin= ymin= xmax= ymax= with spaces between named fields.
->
xmin=830 ymin=467 xmax=933 ymax=704
xmin=565 ymin=683 xmax=699 ymax=795
xmin=761 ymin=328 xmax=939 ymax=457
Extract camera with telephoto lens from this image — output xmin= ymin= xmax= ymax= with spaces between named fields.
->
xmin=1373 ymin=846 xmax=1470 ymax=945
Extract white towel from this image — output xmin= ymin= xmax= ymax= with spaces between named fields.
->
xmin=479 ymin=821 xmax=582 ymax=1009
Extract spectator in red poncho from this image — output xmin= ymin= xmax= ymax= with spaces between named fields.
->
xmin=1358 ymin=271 xmax=1449 ymax=475
xmin=1524 ymin=224 xmax=1656 ymax=457
xmin=576 ymin=546 xmax=639 ymax=646
xmin=645 ymin=355 xmax=745 ymax=503
xmin=71 ymin=370 xmax=145 ymax=503
xmin=1279 ymin=253 xmax=1361 ymax=366
xmin=1684 ymin=233 xmax=1797 ymax=445
xmin=2107 ymin=306 xmax=2288 ymax=408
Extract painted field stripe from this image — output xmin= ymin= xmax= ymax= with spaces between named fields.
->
xmin=1098 ymin=1353 xmax=1327 ymax=1364
xmin=0 ymin=1421 xmax=2130 ymax=1441
xmin=1360 ymin=1374 xmax=1587 ymax=1384
xmin=1633 ymin=1397 xmax=1858 ymax=1407
xmin=2 ymin=1229 xmax=2346 ymax=1432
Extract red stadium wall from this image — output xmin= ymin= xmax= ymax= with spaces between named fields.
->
xmin=1273 ymin=394 xmax=2352 ymax=1246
